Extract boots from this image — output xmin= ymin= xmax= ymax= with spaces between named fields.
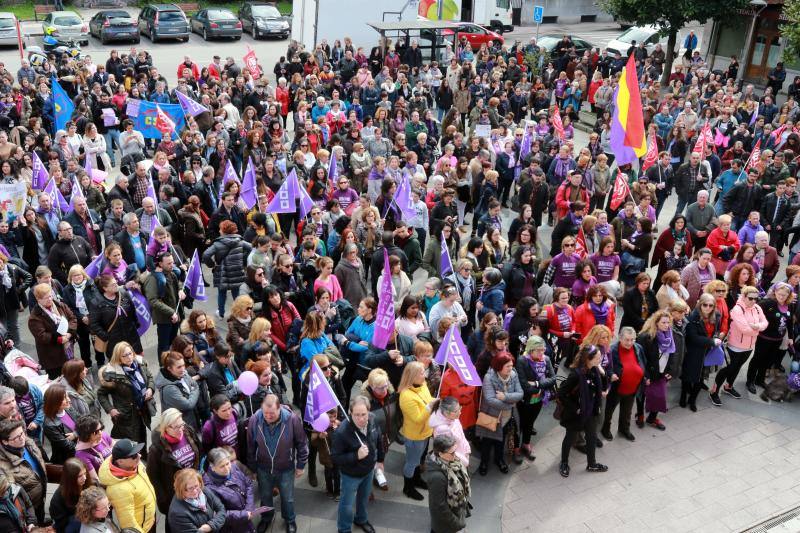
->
xmin=403 ymin=476 xmax=424 ymax=500
xmin=679 ymin=388 xmax=688 ymax=408
xmin=412 ymin=467 xmax=428 ymax=490
xmin=308 ymin=463 xmax=318 ymax=487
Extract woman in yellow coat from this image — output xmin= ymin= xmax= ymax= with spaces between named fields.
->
xmin=398 ymin=361 xmax=433 ymax=501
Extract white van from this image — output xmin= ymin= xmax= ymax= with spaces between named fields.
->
xmin=605 ymin=24 xmax=702 ymax=58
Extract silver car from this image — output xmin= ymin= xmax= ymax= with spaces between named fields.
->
xmin=0 ymin=13 xmax=20 ymax=47
xmin=41 ymin=10 xmax=89 ymax=46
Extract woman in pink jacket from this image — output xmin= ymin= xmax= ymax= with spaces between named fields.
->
xmin=709 ymin=286 xmax=768 ymax=406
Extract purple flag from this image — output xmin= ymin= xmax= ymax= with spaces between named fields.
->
xmin=327 ymin=152 xmax=338 ymax=188
xmin=31 ymin=151 xmax=49 ymax=190
xmin=276 ymin=158 xmax=287 ymax=175
xmin=176 ymin=90 xmax=209 ymax=117
xmin=394 ymin=175 xmax=416 ymax=220
xmin=184 ymin=250 xmax=207 ymax=301
xmin=44 ymin=178 xmax=70 ymax=214
xmin=240 ymin=158 xmax=258 ymax=209
xmin=84 ymin=254 xmax=104 ymax=279
xmin=219 ymin=159 xmax=240 ymax=202
xmin=84 ymin=152 xmax=93 ymax=176
xmin=298 ymin=179 xmax=315 ymax=219
xmin=304 ymin=360 xmax=341 ymax=432
xmin=749 ymin=102 xmax=759 ymax=127
xmin=373 ymin=249 xmax=395 ymax=349
xmin=266 ymin=169 xmax=298 ymax=214
xmin=520 ymin=124 xmax=532 ymax=160
xmin=129 ymin=288 xmax=152 ymax=337
xmin=434 ymin=324 xmax=482 ymax=386
xmin=145 ymin=178 xmax=157 ymax=202
xmin=440 ymin=232 xmax=453 ymax=277
xmin=147 ymin=215 xmax=161 ymax=248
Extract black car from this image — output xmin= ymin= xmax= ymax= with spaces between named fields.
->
xmin=190 ymin=8 xmax=242 ymax=40
xmin=89 ymin=10 xmax=140 ymax=44
xmin=238 ymin=2 xmax=289 ymax=40
xmin=536 ymin=34 xmax=595 ymax=58
xmin=138 ymin=3 xmax=190 ymax=43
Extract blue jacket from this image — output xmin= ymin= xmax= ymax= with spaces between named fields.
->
xmin=345 ymin=317 xmax=375 ymax=361
xmin=716 ymin=169 xmax=746 ymax=201
xmin=299 ymin=335 xmax=332 ymax=376
xmin=17 ymin=384 xmax=44 ymax=441
xmin=479 ymin=281 xmax=506 ymax=320
xmin=684 ymin=33 xmax=698 ymax=51
xmin=654 ymin=113 xmax=674 ymax=140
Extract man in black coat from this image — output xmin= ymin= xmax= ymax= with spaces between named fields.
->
xmin=723 ymin=168 xmax=764 ymax=230
xmin=403 ymin=40 xmax=423 ymax=70
xmin=47 ymin=222 xmax=94 ymax=285
xmin=63 ymin=197 xmax=102 ymax=254
xmin=107 ymin=175 xmax=135 ymax=214
xmin=207 ymin=193 xmax=245 ymax=242
xmin=760 ymin=180 xmax=793 ymax=250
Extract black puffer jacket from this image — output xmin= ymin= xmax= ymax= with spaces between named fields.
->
xmin=89 ymin=289 xmax=143 ymax=355
xmin=202 ymin=234 xmax=252 ymax=291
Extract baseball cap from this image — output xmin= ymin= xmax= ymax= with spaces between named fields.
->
xmin=112 ymin=439 xmax=144 ymax=461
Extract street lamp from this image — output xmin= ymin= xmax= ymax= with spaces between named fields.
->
xmin=737 ymin=0 xmax=769 ymax=81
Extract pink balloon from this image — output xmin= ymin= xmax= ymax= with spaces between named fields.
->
xmin=311 ymin=413 xmax=331 ymax=432
xmin=237 ymin=370 xmax=259 ymax=396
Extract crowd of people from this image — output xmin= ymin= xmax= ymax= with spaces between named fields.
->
xmin=0 ymin=20 xmax=796 ymax=533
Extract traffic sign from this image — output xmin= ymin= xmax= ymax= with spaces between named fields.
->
xmin=533 ymin=5 xmax=544 ymax=23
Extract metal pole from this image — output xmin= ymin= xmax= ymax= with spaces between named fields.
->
xmin=536 ymin=22 xmax=540 ymax=41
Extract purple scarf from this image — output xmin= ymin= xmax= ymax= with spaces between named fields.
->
xmin=656 ymin=329 xmax=676 ymax=354
xmin=555 ymin=157 xmax=571 ymax=179
xmin=528 ymin=358 xmax=552 ymax=405
xmin=568 ymin=212 xmax=583 ymax=227
xmin=589 ymin=301 xmax=609 ymax=324
xmin=595 ymin=222 xmax=611 ymax=238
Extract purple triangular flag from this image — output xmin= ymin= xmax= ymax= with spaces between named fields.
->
xmin=84 ymin=254 xmax=104 ymax=279
xmin=434 ymin=324 xmax=482 ymax=386
xmin=31 ymin=151 xmax=49 ymax=190
xmin=219 ymin=159 xmax=240 ymax=203
xmin=394 ymin=175 xmax=416 ymax=220
xmin=176 ymin=90 xmax=209 ymax=117
xmin=184 ymin=249 xmax=207 ymax=301
xmin=298 ymin=179 xmax=315 ymax=219
xmin=373 ymin=248 xmax=395 ymax=349
xmin=129 ymin=288 xmax=152 ymax=337
xmin=440 ymin=232 xmax=453 ymax=277
xmin=266 ymin=169 xmax=298 ymax=214
xmin=240 ymin=158 xmax=258 ymax=210
xmin=304 ymin=359 xmax=341 ymax=431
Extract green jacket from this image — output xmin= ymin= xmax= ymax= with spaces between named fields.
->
xmin=399 ymin=231 xmax=423 ymax=275
xmin=141 ymin=270 xmax=180 ymax=324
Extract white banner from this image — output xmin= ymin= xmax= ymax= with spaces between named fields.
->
xmin=0 ymin=182 xmax=27 ymax=220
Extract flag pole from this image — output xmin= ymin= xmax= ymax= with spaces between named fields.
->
xmin=436 ymin=326 xmax=452 ymax=398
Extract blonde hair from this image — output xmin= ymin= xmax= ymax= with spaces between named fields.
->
xmin=640 ymin=309 xmax=672 ymax=339
xmin=230 ymin=295 xmax=254 ymax=318
xmin=696 ymin=293 xmax=716 ymax=317
xmin=718 ymin=214 xmax=732 ymax=225
xmin=33 ymin=283 xmax=52 ymax=299
xmin=108 ymin=341 xmax=134 ymax=367
xmin=580 ymin=325 xmax=613 ymax=350
xmin=173 ymin=468 xmax=203 ymax=498
xmin=704 ymin=279 xmax=728 ymax=297
xmin=398 ymin=361 xmax=426 ymax=393
xmin=740 ymin=285 xmax=760 ymax=298
xmin=67 ymin=264 xmax=89 ymax=282
xmin=248 ymin=317 xmax=271 ymax=343
xmin=157 ymin=408 xmax=183 ymax=433
xmin=362 ymin=368 xmax=394 ymax=394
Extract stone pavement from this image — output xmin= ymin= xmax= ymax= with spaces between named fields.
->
xmin=502 ymin=386 xmax=800 ymax=533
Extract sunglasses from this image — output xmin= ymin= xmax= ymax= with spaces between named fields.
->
xmin=246 ymin=307 xmax=253 ymax=311
xmin=563 ymin=243 xmax=575 ymax=248
xmin=320 ymin=365 xmax=332 ymax=371
xmin=701 ymin=303 xmax=714 ymax=308
xmin=747 ymin=296 xmax=759 ymax=301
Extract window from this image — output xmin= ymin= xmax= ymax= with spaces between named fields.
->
xmin=159 ymin=11 xmax=185 ymax=21
xmin=0 ymin=18 xmax=13 ymax=29
xmin=714 ymin=18 xmax=748 ymax=58
xmin=496 ymin=0 xmax=510 ymax=8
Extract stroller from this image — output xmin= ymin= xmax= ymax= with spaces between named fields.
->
xmin=0 ymin=323 xmax=50 ymax=391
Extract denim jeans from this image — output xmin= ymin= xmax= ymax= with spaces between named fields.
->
xmin=337 ymin=470 xmax=374 ymax=533
xmin=402 ymin=437 xmax=427 ymax=477
xmin=257 ymin=468 xmax=296 ymax=523
xmin=156 ymin=322 xmax=179 ymax=358
xmin=218 ymin=287 xmax=240 ymax=317
xmin=104 ymin=129 xmax=121 ymax=166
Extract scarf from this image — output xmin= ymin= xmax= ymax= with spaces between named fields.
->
xmin=0 ymin=267 xmax=11 ymax=290
xmin=568 ymin=212 xmax=583 ymax=227
xmin=122 ymin=361 xmax=146 ymax=409
xmin=554 ymin=157 xmax=571 ymax=179
xmin=431 ymin=453 xmax=471 ymax=513
xmin=589 ymin=300 xmax=609 ymax=325
xmin=455 ymin=272 xmax=473 ymax=309
xmin=671 ymin=228 xmax=687 ymax=242
xmin=72 ymin=280 xmax=88 ymax=316
xmin=656 ymin=329 xmax=676 ymax=354
xmin=0 ymin=489 xmax=20 ymax=528
xmin=595 ymin=222 xmax=611 ymax=238
xmin=186 ymin=492 xmax=208 ymax=512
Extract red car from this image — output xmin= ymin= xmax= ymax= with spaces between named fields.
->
xmin=443 ymin=22 xmax=504 ymax=51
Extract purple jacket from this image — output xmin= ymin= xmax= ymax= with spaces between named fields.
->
xmin=201 ymin=412 xmax=242 ymax=455
xmin=202 ymin=462 xmax=256 ymax=533
xmin=74 ymin=433 xmax=113 ymax=477
xmin=246 ymin=406 xmax=308 ymax=474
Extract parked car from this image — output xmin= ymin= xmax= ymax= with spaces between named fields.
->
xmin=190 ymin=8 xmax=242 ymax=40
xmin=89 ymin=10 xmax=139 ymax=44
xmin=0 ymin=12 xmax=19 ymax=47
xmin=41 ymin=10 xmax=89 ymax=46
xmin=605 ymin=25 xmax=700 ymax=58
xmin=238 ymin=2 xmax=290 ymax=40
xmin=441 ymin=22 xmax=504 ymax=51
xmin=138 ymin=3 xmax=190 ymax=43
xmin=535 ymin=34 xmax=595 ymax=57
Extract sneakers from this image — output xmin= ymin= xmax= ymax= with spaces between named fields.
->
xmin=559 ymin=462 xmax=570 ymax=478
xmin=648 ymin=418 xmax=666 ymax=430
xmin=709 ymin=392 xmax=722 ymax=406
xmin=723 ymin=386 xmax=742 ymax=399
xmin=586 ymin=463 xmax=608 ymax=473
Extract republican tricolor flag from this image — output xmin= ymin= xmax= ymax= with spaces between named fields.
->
xmin=609 ymin=55 xmax=647 ymax=165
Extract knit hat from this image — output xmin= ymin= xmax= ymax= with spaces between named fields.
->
xmin=525 ymin=335 xmax=546 ymax=353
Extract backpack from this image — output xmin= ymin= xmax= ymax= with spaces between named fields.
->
xmin=334 ymin=299 xmax=357 ymax=331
